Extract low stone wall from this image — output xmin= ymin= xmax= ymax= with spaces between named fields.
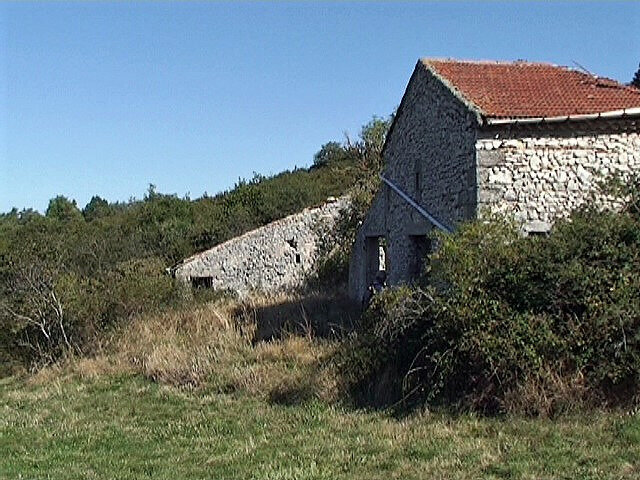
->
xmin=477 ymin=129 xmax=640 ymax=231
xmin=172 ymin=197 xmax=349 ymax=297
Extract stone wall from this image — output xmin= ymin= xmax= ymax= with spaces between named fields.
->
xmin=349 ymin=62 xmax=478 ymax=303
xmin=349 ymin=62 xmax=640 ymax=304
xmin=477 ymin=126 xmax=640 ymax=231
xmin=173 ymin=197 xmax=349 ymax=297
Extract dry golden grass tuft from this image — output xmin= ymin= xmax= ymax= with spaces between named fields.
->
xmin=41 ymin=292 xmax=345 ymax=404
xmin=112 ymin=298 xmax=245 ymax=388
xmin=503 ymin=366 xmax=595 ymax=417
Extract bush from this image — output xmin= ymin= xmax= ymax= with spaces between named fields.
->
xmin=338 ymin=180 xmax=640 ymax=415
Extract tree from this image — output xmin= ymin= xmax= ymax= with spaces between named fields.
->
xmin=312 ymin=141 xmax=348 ymax=168
xmin=45 ymin=196 xmax=83 ymax=222
xmin=83 ymin=196 xmax=111 ymax=221
xmin=0 ymin=217 xmax=74 ymax=361
xmin=345 ymin=114 xmax=394 ymax=172
xmin=631 ymin=63 xmax=640 ymax=89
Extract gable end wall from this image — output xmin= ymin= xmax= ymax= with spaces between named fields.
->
xmin=349 ymin=63 xmax=478 ymax=302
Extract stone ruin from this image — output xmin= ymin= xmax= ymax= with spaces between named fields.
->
xmin=170 ymin=197 xmax=349 ymax=297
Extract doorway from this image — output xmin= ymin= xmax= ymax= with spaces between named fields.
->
xmin=365 ymin=235 xmax=388 ymax=287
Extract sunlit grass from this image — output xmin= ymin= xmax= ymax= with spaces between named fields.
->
xmin=1 ymin=296 xmax=639 ymax=479
xmin=1 ymin=373 xmax=639 ymax=480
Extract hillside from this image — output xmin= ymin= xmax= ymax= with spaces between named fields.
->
xmin=1 ymin=115 xmax=640 ymax=479
xmin=2 ymin=299 xmax=639 ymax=480
xmin=0 ymin=116 xmax=390 ymax=371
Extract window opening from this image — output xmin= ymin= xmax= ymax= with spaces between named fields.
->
xmin=365 ymin=236 xmax=388 ymax=288
xmin=191 ymin=277 xmax=214 ymax=289
xmin=408 ymin=235 xmax=431 ymax=279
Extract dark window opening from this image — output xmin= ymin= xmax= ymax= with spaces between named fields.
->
xmin=191 ymin=276 xmax=214 ymax=289
xmin=415 ymin=171 xmax=421 ymax=193
xmin=295 ymin=253 xmax=301 ymax=264
xmin=408 ymin=235 xmax=431 ymax=280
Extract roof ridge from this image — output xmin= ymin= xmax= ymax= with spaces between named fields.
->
xmin=422 ymin=57 xmax=560 ymax=68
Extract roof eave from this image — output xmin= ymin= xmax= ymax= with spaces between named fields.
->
xmin=483 ymin=107 xmax=640 ymax=126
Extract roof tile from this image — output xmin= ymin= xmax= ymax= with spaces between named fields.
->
xmin=422 ymin=59 xmax=640 ymax=119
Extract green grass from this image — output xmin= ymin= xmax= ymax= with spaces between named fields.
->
xmin=1 ymin=373 xmax=639 ymax=480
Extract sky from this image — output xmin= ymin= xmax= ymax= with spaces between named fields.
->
xmin=1 ymin=1 xmax=639 ymax=213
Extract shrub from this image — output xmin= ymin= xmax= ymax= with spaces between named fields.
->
xmin=338 ymin=179 xmax=640 ymax=415
xmin=0 ymin=112 xmax=387 ymax=370
xmin=105 ymin=257 xmax=185 ymax=319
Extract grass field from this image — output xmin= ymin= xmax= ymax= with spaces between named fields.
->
xmin=1 ymin=298 xmax=639 ymax=479
xmin=1 ymin=372 xmax=639 ymax=480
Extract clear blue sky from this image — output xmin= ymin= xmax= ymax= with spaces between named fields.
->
xmin=1 ymin=1 xmax=639 ymax=213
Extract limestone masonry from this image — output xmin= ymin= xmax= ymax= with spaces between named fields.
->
xmin=349 ymin=58 xmax=640 ymax=304
xmin=172 ymin=197 xmax=349 ymax=297
xmin=477 ymin=130 xmax=640 ymax=231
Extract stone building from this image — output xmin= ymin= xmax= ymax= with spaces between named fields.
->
xmin=171 ymin=197 xmax=348 ymax=297
xmin=349 ymin=59 xmax=640 ymax=303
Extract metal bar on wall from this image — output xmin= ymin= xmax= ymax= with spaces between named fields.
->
xmin=380 ymin=174 xmax=453 ymax=234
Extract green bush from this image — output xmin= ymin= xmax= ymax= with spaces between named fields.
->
xmin=105 ymin=257 xmax=185 ymax=319
xmin=338 ymin=180 xmax=640 ymax=415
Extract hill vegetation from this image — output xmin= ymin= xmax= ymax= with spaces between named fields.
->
xmin=0 ymin=115 xmax=391 ymax=371
xmin=1 ymin=300 xmax=638 ymax=479
xmin=2 ymin=113 xmax=640 ymax=478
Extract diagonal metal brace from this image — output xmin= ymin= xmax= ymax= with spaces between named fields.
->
xmin=380 ymin=174 xmax=453 ymax=234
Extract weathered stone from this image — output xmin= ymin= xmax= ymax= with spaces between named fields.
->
xmin=173 ymin=197 xmax=349 ymax=298
xmin=488 ymin=171 xmax=513 ymax=184
xmin=530 ymin=155 xmax=542 ymax=170
xmin=576 ymin=165 xmax=591 ymax=183
xmin=478 ymin=150 xmax=504 ymax=167
xmin=348 ymin=60 xmax=640 ymax=305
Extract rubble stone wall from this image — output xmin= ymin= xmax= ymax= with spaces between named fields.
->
xmin=349 ymin=62 xmax=479 ymax=303
xmin=173 ymin=197 xmax=349 ymax=297
xmin=477 ymin=127 xmax=640 ymax=231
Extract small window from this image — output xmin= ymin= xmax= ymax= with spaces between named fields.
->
xmin=365 ymin=236 xmax=388 ymax=287
xmin=191 ymin=277 xmax=213 ymax=289
xmin=295 ymin=253 xmax=301 ymax=264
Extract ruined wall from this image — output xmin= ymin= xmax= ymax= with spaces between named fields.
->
xmin=477 ymin=125 xmax=640 ymax=232
xmin=349 ymin=62 xmax=478 ymax=302
xmin=174 ymin=197 xmax=349 ymax=297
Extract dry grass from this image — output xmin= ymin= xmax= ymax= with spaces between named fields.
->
xmin=237 ymin=289 xmax=359 ymax=341
xmin=33 ymin=293 xmax=344 ymax=404
xmin=114 ymin=298 xmax=244 ymax=388
xmin=7 ymin=293 xmax=640 ymax=479
xmin=503 ymin=366 xmax=595 ymax=417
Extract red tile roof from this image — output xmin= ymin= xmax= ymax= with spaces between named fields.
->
xmin=422 ymin=59 xmax=640 ymax=119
